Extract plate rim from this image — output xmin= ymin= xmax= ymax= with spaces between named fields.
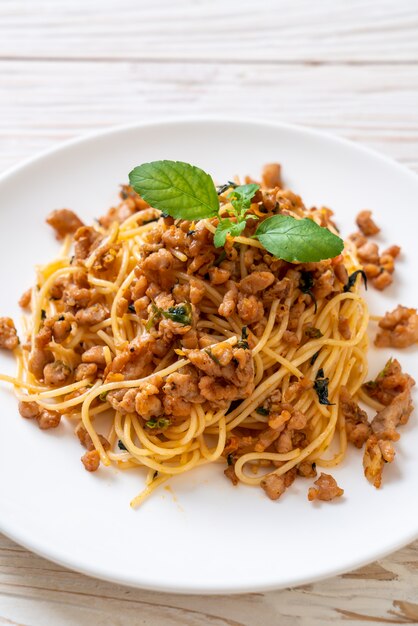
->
xmin=1 ymin=115 xmax=418 ymax=188
xmin=1 ymin=115 xmax=418 ymax=594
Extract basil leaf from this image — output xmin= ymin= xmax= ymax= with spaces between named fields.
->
xmin=305 ymin=327 xmax=323 ymax=339
xmin=310 ymin=350 xmax=320 ymax=366
xmin=145 ymin=417 xmax=170 ymax=429
xmin=299 ymin=271 xmax=314 ymax=293
xmin=214 ymin=218 xmax=246 ymax=248
xmin=204 ymin=348 xmax=221 ymax=365
xmin=313 ymin=368 xmax=335 ymax=406
xmin=256 ymin=406 xmax=269 ymax=416
xmin=145 ymin=303 xmax=163 ymax=331
xmin=255 ymin=215 xmax=344 ymax=263
xmin=162 ymin=303 xmax=192 ymax=325
xmin=237 ymin=326 xmax=249 ymax=349
xmin=228 ymin=184 xmax=259 ymax=205
xmin=217 ymin=181 xmax=237 ymax=195
xmin=213 ymin=250 xmax=227 ymax=266
xmin=299 ymin=271 xmax=317 ymax=313
xmin=228 ymin=184 xmax=259 ymax=214
xmin=343 ymin=269 xmax=367 ymax=293
xmin=129 ymin=160 xmax=219 ymax=220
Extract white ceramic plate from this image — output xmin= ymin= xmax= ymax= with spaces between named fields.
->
xmin=0 ymin=118 xmax=417 ymax=594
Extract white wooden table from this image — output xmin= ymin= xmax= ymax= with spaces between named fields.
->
xmin=1 ymin=1 xmax=418 ymax=623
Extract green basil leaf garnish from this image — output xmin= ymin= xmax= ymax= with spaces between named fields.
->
xmin=214 ymin=218 xmax=247 ymax=248
xmin=128 ymin=160 xmax=344 ymax=263
xmin=255 ymin=215 xmax=344 ymax=263
xmin=129 ymin=160 xmax=219 ymax=220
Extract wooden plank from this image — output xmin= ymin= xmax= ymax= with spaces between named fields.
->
xmin=0 ymin=0 xmax=418 ymax=63
xmin=1 ymin=60 xmax=418 ymax=175
xmin=0 ymin=533 xmax=418 ymax=625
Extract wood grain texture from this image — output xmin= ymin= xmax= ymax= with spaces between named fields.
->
xmin=0 ymin=0 xmax=418 ymax=63
xmin=0 ymin=533 xmax=418 ymax=625
xmin=1 ymin=60 xmax=418 ymax=175
xmin=1 ymin=0 xmax=418 ymax=623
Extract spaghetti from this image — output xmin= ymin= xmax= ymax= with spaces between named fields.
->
xmin=0 ymin=165 xmax=382 ymax=506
